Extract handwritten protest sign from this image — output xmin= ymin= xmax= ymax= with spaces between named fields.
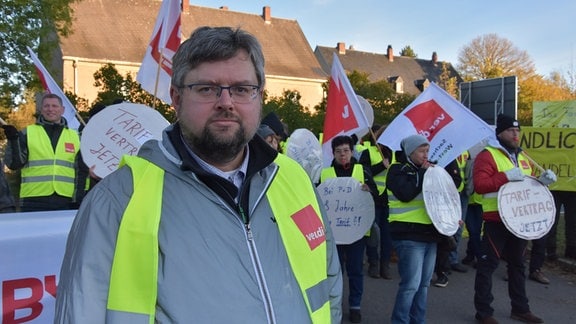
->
xmin=317 ymin=177 xmax=374 ymax=244
xmin=423 ymin=166 xmax=461 ymax=236
xmin=498 ymin=176 xmax=556 ymax=240
xmin=81 ymin=103 xmax=169 ymax=178
xmin=285 ymin=128 xmax=322 ymax=183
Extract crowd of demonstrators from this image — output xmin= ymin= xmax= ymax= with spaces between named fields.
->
xmin=54 ymin=26 xmax=342 ymax=323
xmin=432 ymin=158 xmax=462 ymax=288
xmin=386 ymin=134 xmax=443 ymax=324
xmin=358 ymin=125 xmax=394 ymax=280
xmin=319 ymin=135 xmax=378 ymax=323
xmin=473 ymin=114 xmax=557 ymax=324
xmin=2 ymin=93 xmax=81 ymax=212
xmin=548 ymin=190 xmax=576 ymax=260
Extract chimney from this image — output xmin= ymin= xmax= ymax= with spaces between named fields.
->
xmin=263 ymin=6 xmax=271 ymax=24
xmin=387 ymin=45 xmax=394 ymax=62
xmin=337 ymin=42 xmax=346 ymax=55
xmin=182 ymin=0 xmax=189 ymax=12
xmin=432 ymin=52 xmax=438 ymax=65
xmin=349 ymin=45 xmax=355 ymax=51
xmin=219 ymin=6 xmax=229 ymax=10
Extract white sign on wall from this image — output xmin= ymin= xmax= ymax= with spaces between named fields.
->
xmin=317 ymin=177 xmax=375 ymax=244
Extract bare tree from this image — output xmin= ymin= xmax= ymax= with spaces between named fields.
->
xmin=457 ymin=33 xmax=536 ymax=81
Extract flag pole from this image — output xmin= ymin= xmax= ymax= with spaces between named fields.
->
xmin=151 ymin=47 xmax=165 ymax=110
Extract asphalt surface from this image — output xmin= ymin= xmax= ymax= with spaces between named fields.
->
xmin=341 ymin=238 xmax=576 ymax=323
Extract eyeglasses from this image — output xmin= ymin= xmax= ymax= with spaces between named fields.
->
xmin=181 ymin=83 xmax=261 ymax=104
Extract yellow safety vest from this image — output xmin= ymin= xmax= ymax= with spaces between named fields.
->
xmin=480 ymin=147 xmax=532 ymax=213
xmin=20 ymin=125 xmax=79 ymax=198
xmin=320 ymin=164 xmax=364 ymax=184
xmin=456 ymin=151 xmax=469 ymax=192
xmin=107 ymin=154 xmax=331 ymax=323
xmin=387 ymin=162 xmax=431 ymax=225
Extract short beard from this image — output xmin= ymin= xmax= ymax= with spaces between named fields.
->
xmin=181 ymin=122 xmax=249 ymax=164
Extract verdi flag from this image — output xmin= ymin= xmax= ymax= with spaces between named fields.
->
xmin=377 ymin=82 xmax=494 ymax=167
xmin=136 ymin=0 xmax=181 ymax=104
xmin=322 ymin=53 xmax=370 ymax=167
xmin=26 ymin=46 xmax=81 ymax=130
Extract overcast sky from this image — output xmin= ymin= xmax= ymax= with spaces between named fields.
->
xmin=189 ymin=0 xmax=575 ymax=77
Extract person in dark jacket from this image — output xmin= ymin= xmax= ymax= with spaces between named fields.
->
xmin=320 ymin=135 xmax=378 ymax=323
xmin=387 ymin=134 xmax=442 ymax=324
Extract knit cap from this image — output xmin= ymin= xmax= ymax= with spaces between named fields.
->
xmin=401 ymin=134 xmax=430 ymax=156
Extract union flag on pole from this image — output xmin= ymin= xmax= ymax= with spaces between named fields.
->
xmin=377 ymin=82 xmax=494 ymax=167
xmin=26 ymin=46 xmax=81 ymax=130
xmin=322 ymin=53 xmax=370 ymax=167
xmin=137 ymin=0 xmax=181 ymax=105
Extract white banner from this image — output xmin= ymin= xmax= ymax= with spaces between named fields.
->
xmin=378 ymin=82 xmax=494 ymax=167
xmin=0 ymin=210 xmax=76 ymax=324
xmin=316 ymin=177 xmax=374 ymax=244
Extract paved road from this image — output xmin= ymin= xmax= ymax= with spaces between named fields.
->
xmin=341 ymin=238 xmax=576 ymax=323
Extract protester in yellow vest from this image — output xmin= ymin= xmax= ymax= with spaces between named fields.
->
xmin=319 ymin=135 xmax=377 ymax=324
xmin=473 ymin=114 xmax=556 ymax=324
xmin=54 ymin=27 xmax=342 ymax=324
xmin=358 ymin=124 xmax=395 ymax=279
xmin=387 ymin=134 xmax=443 ymax=324
xmin=2 ymin=93 xmax=81 ymax=212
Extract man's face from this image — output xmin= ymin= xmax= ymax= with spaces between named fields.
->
xmin=41 ymin=98 xmax=64 ymax=123
xmin=171 ymin=49 xmax=262 ymax=164
xmin=498 ymin=127 xmax=521 ymax=149
xmin=333 ymin=144 xmax=353 ymax=166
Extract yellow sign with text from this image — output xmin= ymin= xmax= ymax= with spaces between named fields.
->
xmin=520 ymin=127 xmax=576 ymax=191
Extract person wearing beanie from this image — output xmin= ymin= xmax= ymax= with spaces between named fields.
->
xmin=473 ymin=114 xmax=556 ymax=324
xmin=256 ymin=124 xmax=280 ymax=151
xmin=386 ymin=134 xmax=442 ymax=323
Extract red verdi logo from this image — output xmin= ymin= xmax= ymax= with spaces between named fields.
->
xmin=404 ymin=99 xmax=453 ymax=140
xmin=291 ymin=205 xmax=326 ymax=250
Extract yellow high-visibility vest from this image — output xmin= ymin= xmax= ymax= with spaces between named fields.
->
xmin=107 ymin=154 xmax=331 ymax=323
xmin=480 ymin=147 xmax=532 ymax=213
xmin=20 ymin=125 xmax=79 ymax=198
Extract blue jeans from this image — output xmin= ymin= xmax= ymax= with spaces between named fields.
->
xmin=391 ymin=239 xmax=437 ymax=324
xmin=337 ymin=238 xmax=366 ymax=309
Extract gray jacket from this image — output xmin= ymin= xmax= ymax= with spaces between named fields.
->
xmin=54 ymin=123 xmax=342 ymax=323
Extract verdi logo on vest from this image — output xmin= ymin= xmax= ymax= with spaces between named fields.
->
xmin=64 ymin=142 xmax=75 ymax=153
xmin=404 ymin=99 xmax=453 ymax=140
xmin=291 ymin=205 xmax=326 ymax=250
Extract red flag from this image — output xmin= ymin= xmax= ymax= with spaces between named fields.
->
xmin=136 ymin=0 xmax=181 ymax=104
xmin=26 ymin=46 xmax=81 ymax=130
xmin=322 ymin=54 xmax=370 ymax=166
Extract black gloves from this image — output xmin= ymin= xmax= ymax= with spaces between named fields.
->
xmin=2 ymin=125 xmax=19 ymax=139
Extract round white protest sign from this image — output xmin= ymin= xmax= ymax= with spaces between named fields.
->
xmin=423 ymin=166 xmax=461 ymax=236
xmin=317 ymin=177 xmax=375 ymax=244
xmin=498 ymin=176 xmax=556 ymax=240
xmin=81 ymin=103 xmax=169 ymax=178
xmin=286 ymin=128 xmax=322 ymax=184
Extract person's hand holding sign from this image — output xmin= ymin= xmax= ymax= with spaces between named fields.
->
xmin=505 ymin=167 xmax=525 ymax=182
xmin=538 ymin=169 xmax=557 ymax=186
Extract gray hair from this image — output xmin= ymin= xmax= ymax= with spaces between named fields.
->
xmin=41 ymin=93 xmax=63 ymax=106
xmin=171 ymin=26 xmax=265 ymax=88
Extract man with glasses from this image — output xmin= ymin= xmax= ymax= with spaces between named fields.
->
xmin=55 ymin=26 xmax=342 ymax=323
